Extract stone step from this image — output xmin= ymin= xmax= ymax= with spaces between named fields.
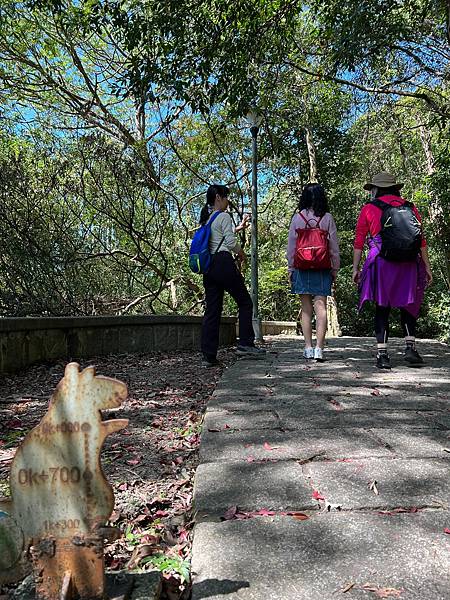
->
xmin=191 ymin=512 xmax=450 ymax=600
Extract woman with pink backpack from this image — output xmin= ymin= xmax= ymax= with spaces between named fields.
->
xmin=287 ymin=183 xmax=340 ymax=361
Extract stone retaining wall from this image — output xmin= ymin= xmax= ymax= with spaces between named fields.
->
xmin=261 ymin=321 xmax=297 ymax=335
xmin=0 ymin=316 xmax=237 ymax=374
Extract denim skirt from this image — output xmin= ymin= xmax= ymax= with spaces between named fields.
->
xmin=291 ymin=269 xmax=332 ymax=296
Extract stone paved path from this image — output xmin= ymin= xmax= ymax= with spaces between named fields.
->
xmin=191 ymin=336 xmax=450 ymax=600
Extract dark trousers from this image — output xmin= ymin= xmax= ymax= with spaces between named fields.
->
xmin=201 ymin=252 xmax=254 ymax=358
xmin=374 ymin=305 xmax=417 ymax=344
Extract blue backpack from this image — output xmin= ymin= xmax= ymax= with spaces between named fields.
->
xmin=188 ymin=211 xmax=224 ymax=274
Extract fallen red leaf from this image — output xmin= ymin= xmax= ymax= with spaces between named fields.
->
xmin=371 ymin=388 xmax=382 ymax=396
xmin=378 ymin=507 xmax=419 ymax=516
xmin=263 ymin=442 xmax=278 ymax=450
xmin=109 ymin=510 xmax=121 ymax=523
xmin=254 ymin=508 xmax=276 ymax=517
xmin=312 ymin=489 xmax=325 ymax=501
xmin=5 ymin=418 xmax=24 ymax=430
xmin=288 ymin=512 xmax=309 ymax=521
xmin=444 ymin=528 xmax=450 ymax=534
xmin=126 ymin=457 xmax=142 ymax=466
xmin=223 ymin=506 xmax=238 ymax=520
xmin=327 ymin=398 xmax=343 ymax=411
xmin=108 ymin=558 xmax=122 ymax=570
xmin=246 ymin=456 xmax=255 ymax=463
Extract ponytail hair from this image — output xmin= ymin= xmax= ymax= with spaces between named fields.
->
xmin=199 ymin=183 xmax=230 ymax=224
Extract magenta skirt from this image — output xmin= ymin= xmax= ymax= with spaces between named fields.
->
xmin=358 ymin=236 xmax=426 ymax=318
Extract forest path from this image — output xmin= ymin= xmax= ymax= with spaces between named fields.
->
xmin=191 ymin=336 xmax=450 ymax=600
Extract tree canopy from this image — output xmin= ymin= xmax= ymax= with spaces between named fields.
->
xmin=0 ymin=0 xmax=448 ymax=339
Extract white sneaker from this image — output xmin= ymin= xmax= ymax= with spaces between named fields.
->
xmin=314 ymin=347 xmax=324 ymax=362
xmin=303 ymin=347 xmax=314 ymax=359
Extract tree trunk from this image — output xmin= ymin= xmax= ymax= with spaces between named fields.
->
xmin=304 ymin=125 xmax=341 ymax=334
xmin=305 ymin=127 xmax=318 ymax=183
xmin=417 ymin=117 xmax=450 ymax=288
xmin=326 ymin=295 xmax=342 ymax=337
xmin=418 ymin=123 xmax=435 ymax=176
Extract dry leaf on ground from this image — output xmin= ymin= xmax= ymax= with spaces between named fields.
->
xmin=368 ymin=479 xmax=379 ymax=495
xmin=362 ymin=584 xmax=403 ymax=598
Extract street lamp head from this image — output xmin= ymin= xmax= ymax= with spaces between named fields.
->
xmin=246 ymin=109 xmax=263 ymax=136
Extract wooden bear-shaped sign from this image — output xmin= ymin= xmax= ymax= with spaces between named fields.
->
xmin=0 ymin=363 xmax=128 ymax=598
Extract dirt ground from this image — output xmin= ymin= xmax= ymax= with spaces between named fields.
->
xmin=0 ymin=348 xmax=236 ymax=599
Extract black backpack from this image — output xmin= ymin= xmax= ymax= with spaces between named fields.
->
xmin=370 ymin=199 xmax=422 ymax=262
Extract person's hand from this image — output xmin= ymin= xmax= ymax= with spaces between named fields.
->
xmin=235 ymin=213 xmax=251 ymax=232
xmin=352 ymin=268 xmax=360 ymax=284
xmin=331 ymin=269 xmax=338 ymax=283
xmin=288 ymin=271 xmax=293 ymax=284
xmin=425 ymin=266 xmax=433 ymax=287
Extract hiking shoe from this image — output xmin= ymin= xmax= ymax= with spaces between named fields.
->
xmin=404 ymin=345 xmax=424 ymax=366
xmin=314 ymin=347 xmax=324 ymax=362
xmin=303 ymin=347 xmax=314 ymax=359
xmin=236 ymin=345 xmax=266 ymax=358
xmin=201 ymin=354 xmax=220 ymax=368
xmin=376 ymin=351 xmax=391 ymax=369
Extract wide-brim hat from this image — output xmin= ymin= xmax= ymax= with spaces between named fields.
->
xmin=364 ymin=171 xmax=404 ymax=190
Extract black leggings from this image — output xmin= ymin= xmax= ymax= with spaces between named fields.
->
xmin=374 ymin=305 xmax=417 ymax=344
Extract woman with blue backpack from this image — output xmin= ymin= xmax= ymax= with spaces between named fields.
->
xmin=287 ymin=183 xmax=340 ymax=362
xmin=352 ymin=172 xmax=433 ymax=369
xmin=196 ymin=184 xmax=266 ymax=367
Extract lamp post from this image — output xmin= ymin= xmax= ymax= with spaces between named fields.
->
xmin=246 ymin=109 xmax=263 ymax=342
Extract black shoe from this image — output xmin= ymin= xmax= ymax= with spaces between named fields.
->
xmin=376 ymin=352 xmax=391 ymax=369
xmin=236 ymin=345 xmax=266 ymax=358
xmin=404 ymin=345 xmax=424 ymax=366
xmin=201 ymin=354 xmax=220 ymax=368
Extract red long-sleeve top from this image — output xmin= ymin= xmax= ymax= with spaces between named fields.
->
xmin=354 ymin=194 xmax=427 ymax=250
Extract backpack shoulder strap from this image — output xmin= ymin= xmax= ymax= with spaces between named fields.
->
xmin=208 ymin=211 xmax=226 ymax=255
xmin=299 ymin=211 xmax=321 ymax=228
xmin=298 ymin=212 xmax=309 ymax=225
xmin=369 ymin=199 xmax=389 ymax=211
xmin=207 ymin=210 xmax=222 ymax=226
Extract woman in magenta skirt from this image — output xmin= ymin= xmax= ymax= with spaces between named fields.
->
xmin=352 ymin=172 xmax=433 ymax=369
